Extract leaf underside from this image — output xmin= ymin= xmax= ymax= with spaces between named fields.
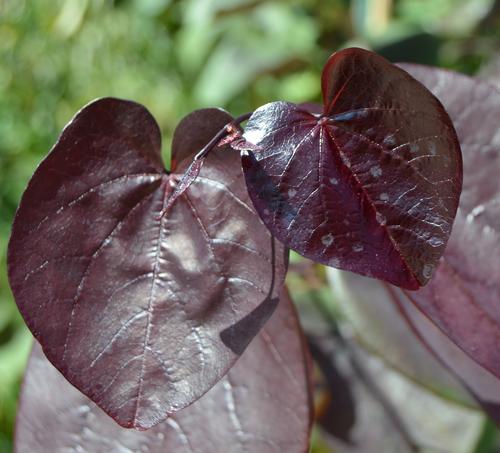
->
xmin=326 ymin=268 xmax=472 ymax=403
xmin=7 ymin=101 xmax=288 ymax=429
xmin=328 ymin=269 xmax=500 ymax=442
xmin=15 ymin=289 xmax=313 ymax=453
xmin=388 ymin=284 xmax=500 ymax=424
xmin=398 ymin=64 xmax=500 ymax=383
xmin=241 ymin=47 xmax=462 ymax=289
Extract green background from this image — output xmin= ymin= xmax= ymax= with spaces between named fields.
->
xmin=1 ymin=0 xmax=499 ymax=451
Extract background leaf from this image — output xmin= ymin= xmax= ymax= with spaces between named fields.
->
xmin=15 ymin=289 xmax=313 ymax=453
xmin=326 ymin=268 xmax=473 ymax=405
xmin=325 ymin=269 xmax=489 ymax=452
xmin=398 ymin=64 xmax=500 ymax=381
xmin=388 ymin=285 xmax=500 ymax=423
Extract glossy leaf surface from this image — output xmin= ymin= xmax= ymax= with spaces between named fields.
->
xmin=170 ymin=107 xmax=231 ymax=170
xmin=15 ymin=290 xmax=313 ymax=453
xmin=399 ymin=65 xmax=500 ymax=380
xmin=7 ymin=101 xmax=287 ymax=429
xmin=242 ymin=47 xmax=462 ymax=289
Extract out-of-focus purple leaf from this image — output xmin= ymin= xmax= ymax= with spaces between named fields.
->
xmin=398 ymin=65 xmax=500 ymax=381
xmin=241 ymin=47 xmax=462 ymax=290
xmin=15 ymin=289 xmax=313 ymax=453
xmin=328 ymin=266 xmax=500 ymax=426
xmin=389 ymin=286 xmax=500 ymax=423
xmin=318 ymin=270 xmax=487 ymax=451
xmin=7 ymin=101 xmax=287 ymax=429
xmin=332 ymin=336 xmax=484 ymax=453
xmin=326 ymin=268 xmax=472 ymax=404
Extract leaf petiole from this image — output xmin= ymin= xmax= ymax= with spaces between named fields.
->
xmin=157 ymin=111 xmax=253 ymax=219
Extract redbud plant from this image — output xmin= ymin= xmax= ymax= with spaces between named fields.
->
xmin=10 ymin=47 xmax=498 ymax=452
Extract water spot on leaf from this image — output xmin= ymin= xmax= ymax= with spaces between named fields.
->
xmin=410 ymin=143 xmax=420 ymax=153
xmin=429 ymin=236 xmax=444 ymax=247
xmin=370 ymin=165 xmax=382 ymax=178
xmin=322 ymin=234 xmax=334 ymax=247
xmin=383 ymin=134 xmax=396 ymax=147
xmin=352 ymin=243 xmax=364 ymax=253
xmin=422 ymin=264 xmax=434 ymax=279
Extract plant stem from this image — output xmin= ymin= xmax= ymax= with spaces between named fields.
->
xmin=194 ymin=111 xmax=253 ymax=161
xmin=159 ymin=111 xmax=253 ymax=219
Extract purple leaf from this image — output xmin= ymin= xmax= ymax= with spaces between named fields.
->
xmin=325 ymin=270 xmax=491 ymax=448
xmin=15 ymin=289 xmax=313 ymax=453
xmin=308 ymin=332 xmax=419 ymax=452
xmin=170 ymin=107 xmax=233 ymax=170
xmin=327 ymin=269 xmax=473 ymax=403
xmin=159 ymin=158 xmax=204 ymax=217
xmin=388 ymin=286 xmax=500 ymax=424
xmin=7 ymin=100 xmax=287 ymax=429
xmin=241 ymin=47 xmax=462 ymax=289
xmin=397 ymin=65 xmax=500 ymax=381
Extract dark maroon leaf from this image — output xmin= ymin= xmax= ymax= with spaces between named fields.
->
xmin=159 ymin=158 xmax=204 ymax=216
xmin=388 ymin=286 xmax=500 ymax=424
xmin=170 ymin=107 xmax=232 ymax=170
xmin=7 ymin=100 xmax=287 ymax=429
xmin=398 ymin=65 xmax=500 ymax=381
xmin=241 ymin=47 xmax=462 ymax=289
xmin=15 ymin=289 xmax=313 ymax=453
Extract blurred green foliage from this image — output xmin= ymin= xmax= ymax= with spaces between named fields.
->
xmin=1 ymin=0 xmax=499 ymax=451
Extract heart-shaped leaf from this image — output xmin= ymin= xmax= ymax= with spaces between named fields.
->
xmin=7 ymin=100 xmax=287 ymax=429
xmin=15 ymin=289 xmax=313 ymax=453
xmin=396 ymin=64 xmax=500 ymax=382
xmin=241 ymin=47 xmax=462 ymax=289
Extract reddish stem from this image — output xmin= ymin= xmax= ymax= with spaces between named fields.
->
xmin=158 ymin=111 xmax=253 ymax=219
